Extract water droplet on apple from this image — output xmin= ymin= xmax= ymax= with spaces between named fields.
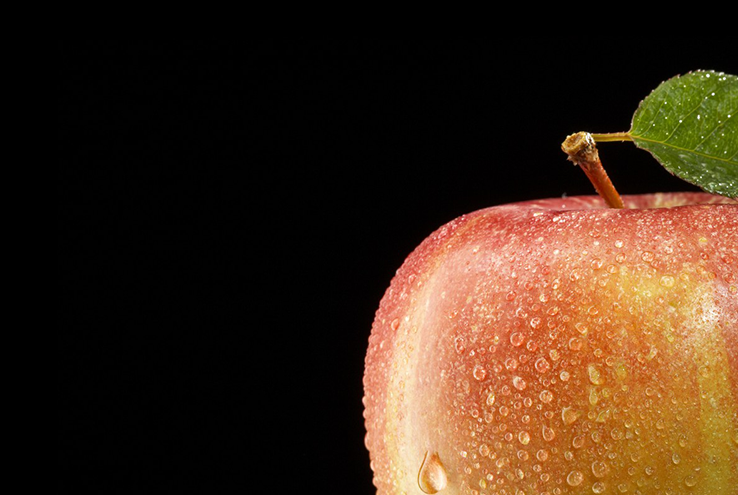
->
xmin=672 ymin=452 xmax=681 ymax=464
xmin=542 ymin=425 xmax=556 ymax=441
xmin=390 ymin=318 xmax=400 ymax=331
xmin=513 ymin=376 xmax=527 ymax=390
xmin=519 ymin=431 xmax=531 ymax=445
xmin=595 ymin=409 xmax=610 ymax=423
xmin=535 ymin=357 xmax=550 ymax=373
xmin=659 ymin=275 xmax=675 ymax=288
xmin=610 ymin=427 xmax=624 ymax=440
xmin=684 ymin=474 xmax=698 ymax=487
xmin=562 ymin=407 xmax=580 ymax=425
xmin=572 ymin=434 xmax=585 ymax=449
xmin=592 ymin=460 xmax=609 ymax=478
xmin=530 ymin=317 xmax=542 ymax=329
xmin=678 ymin=434 xmax=688 ymax=447
xmin=592 ymin=481 xmax=606 ymax=493
xmin=560 ymin=370 xmax=570 ymax=381
xmin=588 ymin=364 xmax=605 ymax=385
xmin=479 ymin=443 xmax=490 ymax=457
xmin=569 ymin=337 xmax=583 ymax=351
xmin=418 ymin=451 xmax=448 ymax=494
xmin=540 ymin=390 xmax=553 ymax=403
xmin=473 ymin=365 xmax=487 ymax=381
xmin=567 ymin=470 xmax=584 ymax=486
xmin=510 ymin=332 xmax=525 ymax=347
xmin=537 ymin=449 xmax=549 ymax=461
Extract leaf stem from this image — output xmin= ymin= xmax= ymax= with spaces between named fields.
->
xmin=590 ymin=132 xmax=632 ymax=142
xmin=562 ymin=132 xmax=625 ymax=209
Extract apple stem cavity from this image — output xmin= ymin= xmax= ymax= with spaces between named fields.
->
xmin=562 ymin=131 xmax=625 ymax=209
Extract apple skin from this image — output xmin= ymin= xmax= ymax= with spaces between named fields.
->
xmin=363 ymin=192 xmax=738 ymax=495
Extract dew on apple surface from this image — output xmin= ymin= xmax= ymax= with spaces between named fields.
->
xmin=539 ymin=390 xmax=553 ymax=404
xmin=592 ymin=480 xmax=606 ymax=493
xmin=472 ymin=364 xmax=487 ymax=381
xmin=518 ymin=430 xmax=531 ymax=445
xmin=610 ymin=427 xmax=624 ymax=440
xmin=562 ymin=407 xmax=580 ymax=425
xmin=536 ymin=448 xmax=549 ymax=462
xmin=542 ymin=424 xmax=556 ymax=442
xmin=510 ymin=332 xmax=525 ymax=347
xmin=684 ymin=473 xmax=698 ymax=487
xmin=587 ymin=364 xmax=606 ymax=385
xmin=567 ymin=469 xmax=584 ymax=486
xmin=512 ymin=376 xmax=527 ymax=390
xmin=417 ymin=451 xmax=448 ymax=494
xmin=534 ymin=357 xmax=550 ymax=373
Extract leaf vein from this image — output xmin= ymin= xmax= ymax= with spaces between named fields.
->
xmin=662 ymin=77 xmax=736 ymax=143
xmin=694 ymin=105 xmax=737 ymax=151
xmin=631 ymin=135 xmax=738 ymax=165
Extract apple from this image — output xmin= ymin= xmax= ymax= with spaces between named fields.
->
xmin=363 ymin=192 xmax=737 ymax=494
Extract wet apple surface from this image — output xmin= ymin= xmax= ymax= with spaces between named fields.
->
xmin=363 ymin=192 xmax=737 ymax=494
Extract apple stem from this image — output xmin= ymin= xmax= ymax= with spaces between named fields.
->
xmin=590 ymin=132 xmax=632 ymax=143
xmin=562 ymin=132 xmax=625 ymax=209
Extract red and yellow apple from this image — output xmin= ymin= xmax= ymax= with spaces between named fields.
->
xmin=363 ymin=192 xmax=737 ymax=494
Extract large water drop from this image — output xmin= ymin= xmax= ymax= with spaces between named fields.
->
xmin=542 ymin=425 xmax=556 ymax=442
xmin=418 ymin=451 xmax=448 ymax=494
xmin=588 ymin=364 xmax=605 ymax=385
xmin=567 ymin=470 xmax=584 ymax=486
xmin=562 ymin=406 xmax=581 ymax=425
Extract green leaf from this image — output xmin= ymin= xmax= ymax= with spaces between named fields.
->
xmin=629 ymin=70 xmax=738 ymax=198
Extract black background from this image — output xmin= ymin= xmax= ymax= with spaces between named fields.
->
xmin=58 ymin=40 xmax=735 ymax=493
